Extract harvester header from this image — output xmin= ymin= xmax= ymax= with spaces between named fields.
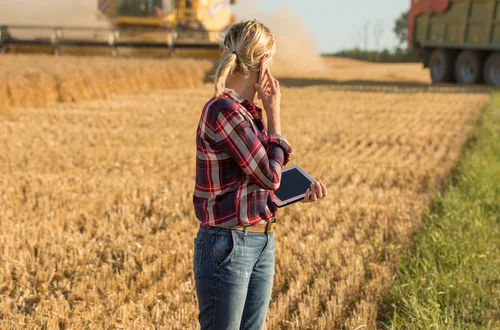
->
xmin=0 ymin=0 xmax=238 ymax=56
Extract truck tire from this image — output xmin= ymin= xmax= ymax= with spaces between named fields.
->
xmin=429 ymin=49 xmax=455 ymax=83
xmin=484 ymin=52 xmax=500 ymax=87
xmin=455 ymin=51 xmax=483 ymax=84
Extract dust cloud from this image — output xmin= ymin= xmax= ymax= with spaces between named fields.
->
xmin=234 ymin=2 xmax=330 ymax=76
xmin=0 ymin=0 xmax=109 ymax=40
xmin=0 ymin=0 xmax=108 ymax=27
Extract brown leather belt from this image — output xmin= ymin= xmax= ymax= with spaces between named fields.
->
xmin=219 ymin=217 xmax=277 ymax=235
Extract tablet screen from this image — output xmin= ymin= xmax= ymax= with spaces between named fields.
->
xmin=275 ymin=167 xmax=312 ymax=201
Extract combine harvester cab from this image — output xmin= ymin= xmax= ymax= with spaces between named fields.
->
xmin=409 ymin=0 xmax=500 ymax=86
xmin=98 ymin=0 xmax=237 ymax=52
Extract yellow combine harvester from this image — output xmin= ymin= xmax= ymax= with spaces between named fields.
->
xmin=99 ymin=0 xmax=237 ymax=43
xmin=0 ymin=0 xmax=238 ymax=57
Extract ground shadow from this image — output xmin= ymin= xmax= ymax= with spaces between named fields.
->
xmin=278 ymin=77 xmax=494 ymax=94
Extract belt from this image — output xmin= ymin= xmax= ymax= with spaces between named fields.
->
xmin=218 ymin=217 xmax=277 ymax=235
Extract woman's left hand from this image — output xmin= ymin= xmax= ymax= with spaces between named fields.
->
xmin=301 ymin=181 xmax=328 ymax=203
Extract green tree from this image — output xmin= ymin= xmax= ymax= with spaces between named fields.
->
xmin=394 ymin=11 xmax=409 ymax=47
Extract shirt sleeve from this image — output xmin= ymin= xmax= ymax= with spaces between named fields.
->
xmin=213 ymin=106 xmax=292 ymax=191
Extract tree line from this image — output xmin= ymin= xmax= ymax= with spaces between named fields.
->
xmin=326 ymin=11 xmax=418 ymax=63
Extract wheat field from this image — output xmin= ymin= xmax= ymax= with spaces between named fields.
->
xmin=0 ymin=55 xmax=213 ymax=110
xmin=0 ymin=54 xmax=491 ymax=329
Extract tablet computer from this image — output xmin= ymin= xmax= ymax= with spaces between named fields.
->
xmin=273 ymin=165 xmax=316 ymax=208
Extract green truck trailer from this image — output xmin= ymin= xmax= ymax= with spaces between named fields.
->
xmin=409 ymin=0 xmax=500 ymax=86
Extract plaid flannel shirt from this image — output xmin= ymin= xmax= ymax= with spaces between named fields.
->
xmin=193 ymin=88 xmax=292 ymax=227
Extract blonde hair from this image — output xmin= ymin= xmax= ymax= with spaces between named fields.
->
xmin=214 ymin=20 xmax=276 ymax=97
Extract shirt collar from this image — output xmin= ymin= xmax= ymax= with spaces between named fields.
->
xmin=224 ymin=87 xmax=263 ymax=120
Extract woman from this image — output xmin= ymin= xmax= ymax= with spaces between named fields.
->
xmin=192 ymin=20 xmax=327 ymax=329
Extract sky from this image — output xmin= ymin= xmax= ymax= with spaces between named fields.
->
xmin=233 ymin=0 xmax=411 ymax=53
xmin=0 ymin=0 xmax=411 ymax=54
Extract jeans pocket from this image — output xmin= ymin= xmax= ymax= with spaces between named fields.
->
xmin=212 ymin=231 xmax=237 ymax=271
xmin=193 ymin=238 xmax=203 ymax=279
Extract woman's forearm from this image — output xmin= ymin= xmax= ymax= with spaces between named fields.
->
xmin=266 ymin=113 xmax=281 ymax=135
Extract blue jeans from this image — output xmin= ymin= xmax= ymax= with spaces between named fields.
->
xmin=193 ymin=224 xmax=275 ymax=330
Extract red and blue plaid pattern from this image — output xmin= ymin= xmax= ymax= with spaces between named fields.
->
xmin=193 ymin=89 xmax=292 ymax=227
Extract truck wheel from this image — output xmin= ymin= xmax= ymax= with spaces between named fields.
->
xmin=484 ymin=52 xmax=500 ymax=87
xmin=455 ymin=51 xmax=483 ymax=84
xmin=429 ymin=49 xmax=455 ymax=83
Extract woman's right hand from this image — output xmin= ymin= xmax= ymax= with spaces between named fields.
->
xmin=254 ymin=69 xmax=281 ymax=134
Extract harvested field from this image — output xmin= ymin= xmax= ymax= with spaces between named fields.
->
xmin=1 ymin=54 xmax=490 ymax=113
xmin=0 ymin=55 xmax=490 ymax=329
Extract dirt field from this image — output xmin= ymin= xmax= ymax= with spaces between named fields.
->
xmin=0 ymin=54 xmax=491 ymax=329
